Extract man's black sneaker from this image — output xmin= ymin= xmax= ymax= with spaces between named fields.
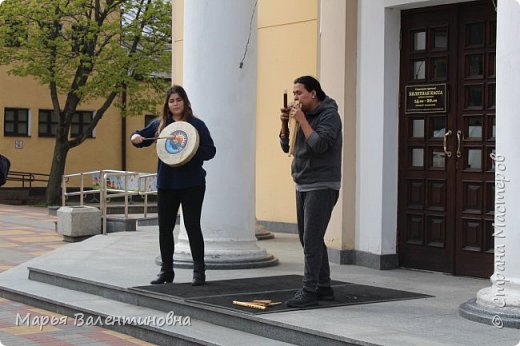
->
xmin=317 ymin=286 xmax=335 ymax=301
xmin=286 ymin=289 xmax=318 ymax=308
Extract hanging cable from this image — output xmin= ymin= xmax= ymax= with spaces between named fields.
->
xmin=239 ymin=0 xmax=258 ymax=69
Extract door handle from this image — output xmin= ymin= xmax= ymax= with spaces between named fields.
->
xmin=443 ymin=130 xmax=452 ymax=158
xmin=456 ymin=130 xmax=462 ymax=158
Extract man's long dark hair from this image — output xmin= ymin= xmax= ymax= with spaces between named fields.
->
xmin=157 ymin=85 xmax=194 ymax=136
xmin=294 ymin=76 xmax=326 ymax=101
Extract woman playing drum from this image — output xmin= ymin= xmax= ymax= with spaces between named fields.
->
xmin=131 ymin=85 xmax=216 ymax=286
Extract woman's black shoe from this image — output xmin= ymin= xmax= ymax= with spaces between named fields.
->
xmin=150 ymin=270 xmax=174 ymax=284
xmin=192 ymin=262 xmax=206 ymax=286
xmin=192 ymin=272 xmax=206 ymax=286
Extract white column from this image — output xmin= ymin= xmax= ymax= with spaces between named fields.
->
xmin=173 ymin=0 xmax=277 ymax=268
xmin=355 ymin=1 xmax=400 ymax=267
xmin=460 ymin=0 xmax=520 ymax=328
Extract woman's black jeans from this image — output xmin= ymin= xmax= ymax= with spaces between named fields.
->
xmin=157 ymin=184 xmax=206 ymax=269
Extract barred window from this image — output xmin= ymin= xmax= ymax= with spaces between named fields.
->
xmin=71 ymin=111 xmax=94 ymax=138
xmin=38 ymin=109 xmax=59 ymax=137
xmin=4 ymin=108 xmax=29 ymax=136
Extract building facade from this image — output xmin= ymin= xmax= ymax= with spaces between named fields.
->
xmin=172 ymin=0 xmax=512 ymax=282
xmin=3 ymin=0 xmax=516 ymax=286
xmin=320 ymin=0 xmax=500 ymax=278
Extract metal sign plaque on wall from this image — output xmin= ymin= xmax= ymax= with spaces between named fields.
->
xmin=405 ymin=83 xmax=447 ymax=114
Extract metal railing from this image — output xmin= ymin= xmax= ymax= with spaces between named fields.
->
xmin=7 ymin=171 xmax=50 ymax=188
xmin=62 ymin=170 xmax=157 ymax=234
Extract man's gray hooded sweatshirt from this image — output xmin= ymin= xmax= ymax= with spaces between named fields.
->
xmin=281 ymin=96 xmax=342 ymax=191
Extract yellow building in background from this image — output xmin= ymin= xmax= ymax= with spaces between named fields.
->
xmin=0 ymin=64 xmax=159 ymax=185
xmin=1 ymin=0 xmax=314 ymax=227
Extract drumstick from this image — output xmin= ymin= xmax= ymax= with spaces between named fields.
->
xmin=253 ymin=300 xmax=283 ymax=306
xmin=253 ymin=299 xmax=272 ymax=304
xmin=142 ymin=135 xmax=176 ymax=141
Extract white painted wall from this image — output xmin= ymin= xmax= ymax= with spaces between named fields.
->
xmin=474 ymin=0 xmax=520 ymax=309
xmin=356 ymin=0 xmax=400 ymax=255
xmin=381 ymin=6 xmax=401 ymax=255
xmin=491 ymin=0 xmax=520 ymax=289
xmin=320 ymin=0 xmax=358 ymax=252
xmin=356 ymin=0 xmax=468 ymax=256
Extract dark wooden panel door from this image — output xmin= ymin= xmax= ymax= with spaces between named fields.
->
xmin=454 ymin=3 xmax=496 ymax=277
xmin=399 ymin=5 xmax=457 ymax=274
xmin=398 ymin=1 xmax=495 ymax=278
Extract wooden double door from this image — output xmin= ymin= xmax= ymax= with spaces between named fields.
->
xmin=398 ymin=1 xmax=496 ymax=278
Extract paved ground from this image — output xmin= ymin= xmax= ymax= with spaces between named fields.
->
xmin=1 ymin=204 xmax=520 ymax=345
xmin=0 ymin=204 xmax=153 ymax=346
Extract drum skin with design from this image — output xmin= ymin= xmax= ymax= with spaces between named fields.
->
xmin=156 ymin=121 xmax=200 ymax=167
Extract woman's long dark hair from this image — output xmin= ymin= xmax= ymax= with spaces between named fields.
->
xmin=157 ymin=85 xmax=194 ymax=136
xmin=294 ymin=76 xmax=326 ymax=101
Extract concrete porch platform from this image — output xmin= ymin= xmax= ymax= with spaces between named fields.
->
xmin=0 ymin=226 xmax=518 ymax=345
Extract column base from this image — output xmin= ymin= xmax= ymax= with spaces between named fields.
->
xmin=156 ymin=254 xmax=279 ymax=269
xmin=168 ymin=226 xmax=280 ymax=269
xmin=255 ymin=223 xmax=275 ymax=240
xmin=459 ymin=298 xmax=520 ymax=329
xmin=156 ymin=237 xmax=279 ymax=269
xmin=173 ymin=242 xmax=279 ymax=268
xmin=170 ymin=255 xmax=279 ymax=269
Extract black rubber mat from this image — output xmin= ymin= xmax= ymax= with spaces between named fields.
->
xmin=132 ymin=275 xmax=431 ymax=314
xmin=132 ymin=275 xmax=345 ymax=299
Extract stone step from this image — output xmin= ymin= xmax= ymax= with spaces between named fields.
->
xmin=53 ymin=214 xmax=161 ymax=242
xmin=53 ymin=206 xmax=161 ymax=242
xmin=0 ymin=189 xmax=46 ymax=205
xmin=0 ymin=198 xmax=27 ymax=205
xmin=49 ymin=203 xmax=158 ymax=216
xmin=105 ymin=214 xmax=160 ymax=233
xmin=0 ymin=272 xmax=292 ymax=346
xmin=0 ymin=187 xmax=46 ymax=205
xmin=25 ymin=267 xmax=362 ymax=346
xmin=0 ymin=187 xmax=46 ymax=197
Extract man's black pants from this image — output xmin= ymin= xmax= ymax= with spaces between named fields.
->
xmin=296 ymin=188 xmax=339 ymax=292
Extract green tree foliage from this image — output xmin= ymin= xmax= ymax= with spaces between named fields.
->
xmin=0 ymin=0 xmax=172 ymax=204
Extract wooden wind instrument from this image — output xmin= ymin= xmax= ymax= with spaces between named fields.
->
xmin=232 ymin=300 xmax=267 ymax=310
xmin=288 ymin=100 xmax=301 ymax=157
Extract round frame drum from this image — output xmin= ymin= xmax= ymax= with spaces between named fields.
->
xmin=156 ymin=121 xmax=200 ymax=167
